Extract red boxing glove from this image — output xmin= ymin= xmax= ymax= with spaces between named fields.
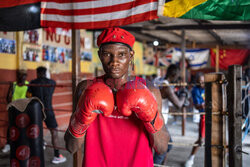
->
xmin=116 ymin=80 xmax=163 ymax=133
xmin=68 ymin=82 xmax=114 ymax=138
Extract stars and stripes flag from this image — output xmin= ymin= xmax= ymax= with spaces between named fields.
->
xmin=41 ymin=0 xmax=159 ymax=29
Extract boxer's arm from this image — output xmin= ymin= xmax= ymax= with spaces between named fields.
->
xmin=161 ymin=86 xmax=185 ymax=110
xmin=64 ymin=80 xmax=91 ymax=153
xmin=148 ymin=84 xmax=170 ymax=154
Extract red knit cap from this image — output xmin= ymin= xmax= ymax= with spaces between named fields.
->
xmin=97 ymin=27 xmax=135 ymax=49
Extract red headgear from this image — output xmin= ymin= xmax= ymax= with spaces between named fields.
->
xmin=97 ymin=27 xmax=135 ymax=50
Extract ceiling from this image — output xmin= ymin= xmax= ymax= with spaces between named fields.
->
xmin=121 ymin=16 xmax=250 ymax=49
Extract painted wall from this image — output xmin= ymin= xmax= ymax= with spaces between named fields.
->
xmin=0 ymin=30 xmax=95 ymax=147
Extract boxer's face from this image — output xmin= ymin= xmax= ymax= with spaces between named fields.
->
xmin=98 ymin=43 xmax=134 ymax=79
xmin=17 ymin=73 xmax=27 ymax=84
xmin=199 ymin=75 xmax=205 ymax=88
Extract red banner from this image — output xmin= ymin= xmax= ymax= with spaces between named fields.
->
xmin=210 ymin=49 xmax=249 ymax=70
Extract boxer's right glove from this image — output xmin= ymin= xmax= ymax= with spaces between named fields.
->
xmin=68 ymin=82 xmax=114 ymax=138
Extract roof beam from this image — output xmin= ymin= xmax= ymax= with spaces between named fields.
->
xmin=134 ymin=31 xmax=170 ymax=44
xmin=193 ymin=20 xmax=224 ymax=45
xmin=167 ymin=43 xmax=250 ymax=49
xmin=167 ymin=30 xmax=193 ymax=44
xmin=122 ymin=23 xmax=250 ymax=31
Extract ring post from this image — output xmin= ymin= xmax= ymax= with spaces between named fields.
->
xmin=227 ymin=65 xmax=242 ymax=167
xmin=204 ymin=73 xmax=227 ymax=167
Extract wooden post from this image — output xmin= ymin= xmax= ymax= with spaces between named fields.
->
xmin=71 ymin=30 xmax=82 ymax=167
xmin=227 ymin=65 xmax=242 ymax=167
xmin=215 ymin=45 xmax=220 ymax=72
xmin=181 ymin=29 xmax=186 ymax=136
xmin=192 ymin=41 xmax=196 ymax=49
xmin=204 ymin=73 xmax=227 ymax=167
xmin=16 ymin=32 xmax=21 ymax=69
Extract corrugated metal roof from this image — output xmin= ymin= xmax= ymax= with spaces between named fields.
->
xmin=122 ymin=17 xmax=250 ymax=49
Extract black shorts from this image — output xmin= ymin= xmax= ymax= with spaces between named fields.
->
xmin=44 ymin=109 xmax=58 ymax=129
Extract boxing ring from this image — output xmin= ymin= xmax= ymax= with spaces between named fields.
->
xmin=0 ymin=65 xmax=248 ymax=167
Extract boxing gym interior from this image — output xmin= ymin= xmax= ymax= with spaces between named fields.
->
xmin=0 ymin=1 xmax=250 ymax=167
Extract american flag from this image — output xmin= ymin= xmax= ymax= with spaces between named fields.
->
xmin=41 ymin=0 xmax=158 ymax=29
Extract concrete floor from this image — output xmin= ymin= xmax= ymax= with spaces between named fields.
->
xmin=1 ymin=116 xmax=250 ymax=167
xmin=165 ymin=116 xmax=250 ymax=167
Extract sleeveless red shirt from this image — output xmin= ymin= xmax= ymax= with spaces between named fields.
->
xmin=83 ymin=77 xmax=153 ymax=167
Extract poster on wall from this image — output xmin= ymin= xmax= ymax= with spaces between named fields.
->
xmin=143 ymin=46 xmax=155 ymax=66
xmin=42 ymin=45 xmax=71 ymax=63
xmin=81 ymin=51 xmax=92 ymax=61
xmin=43 ymin=28 xmax=71 ymax=48
xmin=23 ymin=44 xmax=41 ymax=62
xmin=23 ymin=29 xmax=41 ymax=45
xmin=93 ymin=31 xmax=101 ymax=48
xmin=0 ymin=38 xmax=16 ymax=54
xmin=0 ymin=32 xmax=15 ymax=40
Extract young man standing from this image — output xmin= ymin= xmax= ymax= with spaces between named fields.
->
xmin=185 ymin=72 xmax=205 ymax=167
xmin=64 ymin=27 xmax=170 ymax=167
xmin=153 ymin=64 xmax=188 ymax=165
xmin=28 ymin=67 xmax=66 ymax=164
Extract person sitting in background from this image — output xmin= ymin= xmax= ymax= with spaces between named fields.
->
xmin=27 ymin=66 xmax=66 ymax=164
xmin=153 ymin=64 xmax=188 ymax=165
xmin=2 ymin=69 xmax=29 ymax=153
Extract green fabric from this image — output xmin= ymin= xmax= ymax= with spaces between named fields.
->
xmin=12 ymin=81 xmax=29 ymax=101
xmin=181 ymin=0 xmax=250 ymax=21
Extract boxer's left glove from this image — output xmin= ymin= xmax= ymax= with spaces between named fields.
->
xmin=68 ymin=82 xmax=114 ymax=138
xmin=116 ymin=80 xmax=163 ymax=133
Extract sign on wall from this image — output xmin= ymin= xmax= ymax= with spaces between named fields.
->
xmin=42 ymin=45 xmax=71 ymax=63
xmin=0 ymin=38 xmax=15 ymax=54
xmin=23 ymin=44 xmax=40 ymax=62
xmin=23 ymin=29 xmax=42 ymax=45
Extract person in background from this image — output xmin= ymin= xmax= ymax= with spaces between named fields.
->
xmin=153 ymin=64 xmax=188 ymax=165
xmin=185 ymin=72 xmax=205 ymax=167
xmin=153 ymin=68 xmax=167 ymax=86
xmin=27 ymin=66 xmax=66 ymax=164
xmin=64 ymin=27 xmax=170 ymax=167
xmin=243 ymin=67 xmax=250 ymax=119
xmin=2 ymin=69 xmax=29 ymax=153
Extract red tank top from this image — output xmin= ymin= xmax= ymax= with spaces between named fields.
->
xmin=83 ymin=76 xmax=153 ymax=167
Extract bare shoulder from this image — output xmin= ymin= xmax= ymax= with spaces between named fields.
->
xmin=75 ymin=79 xmax=94 ymax=102
xmin=160 ymin=84 xmax=172 ymax=99
xmin=145 ymin=79 xmax=161 ymax=96
xmin=144 ymin=79 xmax=162 ymax=107
xmin=77 ymin=79 xmax=92 ymax=91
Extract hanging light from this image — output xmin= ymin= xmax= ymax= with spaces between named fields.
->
xmin=153 ymin=40 xmax=159 ymax=46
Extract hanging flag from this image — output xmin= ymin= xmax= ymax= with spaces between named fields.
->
xmin=155 ymin=51 xmax=171 ymax=67
xmin=210 ymin=49 xmax=249 ymax=70
xmin=41 ymin=0 xmax=158 ymax=29
xmin=184 ymin=49 xmax=209 ymax=69
xmin=163 ymin=0 xmax=250 ymax=21
xmin=164 ymin=48 xmax=209 ymax=70
xmin=0 ymin=2 xmax=41 ymax=31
